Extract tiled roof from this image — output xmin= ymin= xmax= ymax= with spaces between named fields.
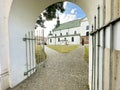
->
xmin=53 ymin=18 xmax=85 ymax=31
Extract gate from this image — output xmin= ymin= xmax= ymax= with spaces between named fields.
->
xmin=90 ymin=5 xmax=120 ymax=90
xmin=23 ymin=30 xmax=46 ymax=77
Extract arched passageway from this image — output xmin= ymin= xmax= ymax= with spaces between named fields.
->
xmin=0 ymin=0 xmax=120 ymax=90
xmin=8 ymin=0 xmax=90 ymax=88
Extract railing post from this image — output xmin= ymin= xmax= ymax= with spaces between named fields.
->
xmin=91 ymin=25 xmax=94 ymax=90
xmin=102 ymin=27 xmax=105 ymax=90
xmin=97 ymin=5 xmax=100 ymax=90
xmin=28 ymin=32 xmax=31 ymax=75
xmin=42 ymin=29 xmax=45 ymax=68
xmin=25 ymin=34 xmax=28 ymax=76
xmin=109 ymin=24 xmax=114 ymax=90
xmin=93 ymin=16 xmax=97 ymax=90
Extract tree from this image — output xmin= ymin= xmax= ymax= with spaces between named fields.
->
xmin=36 ymin=14 xmax=45 ymax=28
xmin=36 ymin=2 xmax=65 ymax=27
xmin=43 ymin=2 xmax=65 ymax=20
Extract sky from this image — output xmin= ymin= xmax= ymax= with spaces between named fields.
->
xmin=36 ymin=1 xmax=86 ymax=37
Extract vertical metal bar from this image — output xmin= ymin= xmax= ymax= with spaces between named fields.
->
xmin=94 ymin=16 xmax=97 ymax=90
xmin=36 ymin=31 xmax=40 ymax=66
xmin=102 ymin=27 xmax=106 ymax=90
xmin=42 ymin=29 xmax=45 ymax=56
xmin=97 ymin=33 xmax=100 ymax=90
xmin=33 ymin=31 xmax=36 ymax=71
xmin=97 ymin=5 xmax=100 ymax=90
xmin=94 ymin=35 xmax=96 ymax=90
xmin=103 ymin=0 xmax=106 ymax=25
xmin=94 ymin=16 xmax=96 ymax=30
xmin=109 ymin=24 xmax=114 ymax=90
xmin=28 ymin=32 xmax=31 ymax=75
xmin=37 ymin=30 xmax=39 ymax=65
xmin=42 ymin=29 xmax=45 ymax=67
xmin=102 ymin=0 xmax=106 ymax=88
xmin=34 ymin=30 xmax=37 ymax=68
xmin=38 ymin=30 xmax=40 ymax=65
xmin=91 ymin=25 xmax=94 ymax=90
xmin=39 ymin=30 xmax=41 ymax=63
xmin=25 ymin=34 xmax=28 ymax=77
xmin=31 ymin=31 xmax=34 ymax=73
xmin=98 ymin=5 xmax=100 ymax=28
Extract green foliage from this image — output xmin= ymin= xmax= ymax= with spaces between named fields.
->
xmin=35 ymin=45 xmax=47 ymax=64
xmin=84 ymin=46 xmax=89 ymax=63
xmin=43 ymin=2 xmax=65 ymax=20
xmin=36 ymin=14 xmax=45 ymax=28
xmin=47 ymin=45 xmax=79 ymax=53
xmin=36 ymin=2 xmax=65 ymax=26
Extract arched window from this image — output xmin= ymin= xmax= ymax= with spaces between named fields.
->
xmin=66 ymin=32 xmax=68 ymax=35
xmin=86 ymin=25 xmax=89 ymax=30
xmin=58 ymin=38 xmax=60 ymax=42
xmin=71 ymin=37 xmax=74 ymax=42
xmin=50 ymin=39 xmax=52 ymax=43
xmin=74 ymin=31 xmax=77 ymax=34
xmin=60 ymin=33 xmax=62 ymax=36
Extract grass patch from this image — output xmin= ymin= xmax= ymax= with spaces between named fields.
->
xmin=85 ymin=84 xmax=89 ymax=90
xmin=35 ymin=45 xmax=47 ymax=64
xmin=47 ymin=45 xmax=79 ymax=53
xmin=84 ymin=46 xmax=89 ymax=63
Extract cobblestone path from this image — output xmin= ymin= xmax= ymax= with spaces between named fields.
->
xmin=8 ymin=46 xmax=88 ymax=90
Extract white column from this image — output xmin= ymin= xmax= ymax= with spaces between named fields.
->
xmin=0 ymin=0 xmax=12 ymax=89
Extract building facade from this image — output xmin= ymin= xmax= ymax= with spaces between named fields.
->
xmin=48 ymin=17 xmax=89 ymax=45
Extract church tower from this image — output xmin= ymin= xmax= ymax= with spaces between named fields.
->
xmin=56 ymin=16 xmax=60 ymax=27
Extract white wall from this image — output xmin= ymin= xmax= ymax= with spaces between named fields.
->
xmin=80 ymin=19 xmax=89 ymax=36
xmin=8 ymin=0 xmax=45 ymax=88
xmin=0 ymin=0 xmax=12 ymax=89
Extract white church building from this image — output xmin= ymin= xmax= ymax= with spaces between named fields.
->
xmin=47 ymin=17 xmax=89 ymax=45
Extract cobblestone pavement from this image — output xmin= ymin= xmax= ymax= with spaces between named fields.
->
xmin=8 ymin=46 xmax=88 ymax=90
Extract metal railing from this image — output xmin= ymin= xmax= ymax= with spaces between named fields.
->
xmin=23 ymin=30 xmax=45 ymax=77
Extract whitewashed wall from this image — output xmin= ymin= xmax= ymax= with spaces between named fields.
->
xmin=8 ymin=0 xmax=44 ymax=88
xmin=0 ymin=1 xmax=12 ymax=90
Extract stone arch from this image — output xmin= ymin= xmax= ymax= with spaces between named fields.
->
xmin=1 ymin=0 xmax=106 ymax=90
xmin=7 ymin=0 xmax=92 ymax=88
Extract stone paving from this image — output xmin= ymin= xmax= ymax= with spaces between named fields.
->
xmin=8 ymin=46 xmax=88 ymax=90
